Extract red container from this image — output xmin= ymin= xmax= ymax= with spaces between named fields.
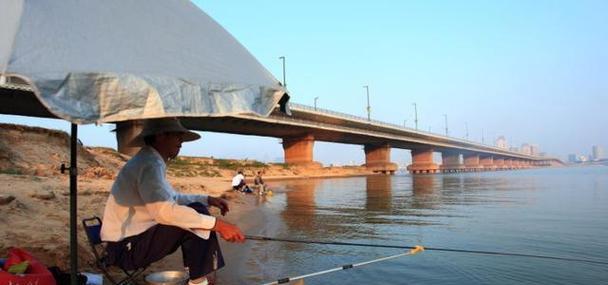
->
xmin=0 ymin=248 xmax=56 ymax=285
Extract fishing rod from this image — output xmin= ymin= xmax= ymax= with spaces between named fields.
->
xmin=246 ymin=235 xmax=608 ymax=266
xmin=261 ymin=245 xmax=425 ymax=285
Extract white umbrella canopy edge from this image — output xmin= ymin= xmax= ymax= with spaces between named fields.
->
xmin=0 ymin=1 xmax=290 ymax=283
xmin=0 ymin=0 xmax=289 ymax=124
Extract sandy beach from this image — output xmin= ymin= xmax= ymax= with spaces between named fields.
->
xmin=0 ymin=123 xmax=373 ymax=281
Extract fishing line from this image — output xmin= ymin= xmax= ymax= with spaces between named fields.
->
xmin=246 ymin=235 xmax=608 ymax=266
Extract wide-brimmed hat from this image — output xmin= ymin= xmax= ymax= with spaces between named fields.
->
xmin=131 ymin=117 xmax=200 ymax=146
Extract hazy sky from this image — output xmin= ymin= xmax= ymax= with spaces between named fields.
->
xmin=2 ymin=0 xmax=607 ymax=164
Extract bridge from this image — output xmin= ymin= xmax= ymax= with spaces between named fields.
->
xmin=0 ymin=83 xmax=563 ymax=174
xmin=176 ymin=103 xmax=562 ymax=174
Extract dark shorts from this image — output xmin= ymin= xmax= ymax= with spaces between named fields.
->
xmin=232 ymin=180 xmax=246 ymax=190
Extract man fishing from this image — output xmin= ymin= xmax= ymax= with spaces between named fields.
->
xmin=100 ymin=117 xmax=245 ymax=285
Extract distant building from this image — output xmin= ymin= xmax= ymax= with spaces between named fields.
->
xmin=592 ymin=145 xmax=604 ymax=161
xmin=530 ymin=145 xmax=539 ymax=156
xmin=495 ymin=136 xmax=508 ymax=149
xmin=521 ymin=143 xmax=532 ymax=155
xmin=568 ymin=154 xmax=577 ymax=163
xmin=510 ymin=147 xmax=520 ymax=153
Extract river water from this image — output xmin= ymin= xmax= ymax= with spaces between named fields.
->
xmin=218 ymin=167 xmax=607 ymax=284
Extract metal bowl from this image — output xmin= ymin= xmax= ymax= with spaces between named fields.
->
xmin=145 ymin=270 xmax=189 ymax=285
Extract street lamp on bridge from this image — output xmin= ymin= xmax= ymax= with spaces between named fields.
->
xmin=314 ymin=96 xmax=319 ymax=111
xmin=278 ymin=56 xmax=286 ymax=87
xmin=443 ymin=114 xmax=449 ymax=136
xmin=412 ymin=103 xmax=418 ymax=130
xmin=363 ymin=85 xmax=371 ymax=121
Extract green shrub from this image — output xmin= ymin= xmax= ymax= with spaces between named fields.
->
xmin=0 ymin=168 xmax=23 ymax=175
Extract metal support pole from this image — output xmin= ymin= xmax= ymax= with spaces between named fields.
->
xmin=443 ymin=114 xmax=448 ymax=136
xmin=314 ymin=96 xmax=319 ymax=111
xmin=69 ymin=124 xmax=78 ymax=285
xmin=413 ymin=103 xmax=418 ymax=130
xmin=363 ymin=85 xmax=370 ymax=121
xmin=279 ymin=56 xmax=286 ymax=87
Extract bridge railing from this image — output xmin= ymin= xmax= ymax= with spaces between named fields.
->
xmin=290 ymin=102 xmax=489 ymax=145
xmin=290 ymin=102 xmax=425 ymax=133
xmin=288 ymin=102 xmax=545 ymax=159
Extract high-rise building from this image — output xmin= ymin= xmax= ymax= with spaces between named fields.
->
xmin=592 ymin=145 xmax=604 ymax=161
xmin=521 ymin=143 xmax=532 ymax=155
xmin=530 ymin=144 xmax=539 ymax=156
xmin=495 ymin=136 xmax=508 ymax=149
xmin=568 ymin=154 xmax=577 ymax=163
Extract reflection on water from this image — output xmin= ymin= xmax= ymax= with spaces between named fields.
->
xmin=282 ymin=179 xmax=318 ymax=232
xmin=365 ymin=175 xmax=392 ymax=212
xmin=220 ymin=167 xmax=608 ymax=285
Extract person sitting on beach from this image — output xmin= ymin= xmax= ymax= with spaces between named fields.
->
xmin=100 ymin=117 xmax=245 ymax=285
xmin=231 ymin=170 xmax=252 ymax=193
xmin=254 ymin=171 xmax=266 ymax=194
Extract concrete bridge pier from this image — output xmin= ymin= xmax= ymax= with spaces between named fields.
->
xmin=480 ymin=155 xmax=496 ymax=171
xmin=440 ymin=152 xmax=464 ymax=173
xmin=513 ymin=160 xmax=522 ymax=169
xmin=407 ymin=148 xmax=440 ymax=174
xmin=521 ymin=160 xmax=528 ymax=168
xmin=115 ymin=120 xmax=144 ymax=156
xmin=364 ymin=144 xmax=397 ymax=174
xmin=510 ymin=160 xmax=518 ymax=169
xmin=463 ymin=153 xmax=482 ymax=171
xmin=282 ymin=134 xmax=322 ymax=167
xmin=494 ymin=157 xmax=505 ymax=170
xmin=502 ymin=158 xmax=513 ymax=170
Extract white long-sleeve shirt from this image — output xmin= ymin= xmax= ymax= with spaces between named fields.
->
xmin=101 ymin=146 xmax=216 ymax=242
xmin=231 ymin=173 xmax=245 ymax=186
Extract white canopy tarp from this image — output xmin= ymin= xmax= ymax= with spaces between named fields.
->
xmin=0 ymin=0 xmax=288 ymax=124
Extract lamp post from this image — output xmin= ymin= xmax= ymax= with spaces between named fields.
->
xmin=278 ymin=56 xmax=286 ymax=87
xmin=403 ymin=119 xmax=407 ymax=128
xmin=482 ymin=128 xmax=485 ymax=144
xmin=465 ymin=122 xmax=469 ymax=140
xmin=412 ymin=103 xmax=418 ymax=130
xmin=314 ymin=96 xmax=319 ymax=111
xmin=363 ymin=85 xmax=370 ymax=121
xmin=443 ymin=114 xmax=448 ymax=136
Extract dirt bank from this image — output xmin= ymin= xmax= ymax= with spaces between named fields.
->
xmin=0 ymin=123 xmax=372 ymax=277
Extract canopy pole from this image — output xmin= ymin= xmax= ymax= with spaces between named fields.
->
xmin=69 ymin=124 xmax=78 ymax=285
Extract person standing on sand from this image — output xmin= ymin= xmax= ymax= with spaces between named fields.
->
xmin=100 ymin=117 xmax=245 ymax=285
xmin=254 ymin=170 xmax=266 ymax=194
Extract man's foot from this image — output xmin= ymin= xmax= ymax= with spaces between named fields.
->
xmin=188 ymin=277 xmax=208 ymax=285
